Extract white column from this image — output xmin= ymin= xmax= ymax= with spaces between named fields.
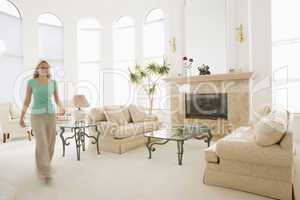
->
xmin=22 ymin=14 xmax=38 ymax=70
xmin=236 ymin=0 xmax=251 ymax=72
xmin=63 ymin=18 xmax=78 ymax=83
xmin=248 ymin=0 xmax=272 ymax=117
xmin=101 ymin=21 xmax=114 ymax=105
xmin=135 ymin=17 xmax=143 ymax=65
xmin=225 ymin=0 xmax=237 ymax=71
xmin=166 ymin=0 xmax=185 ymax=77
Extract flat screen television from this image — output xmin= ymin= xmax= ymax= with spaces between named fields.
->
xmin=185 ymin=93 xmax=228 ymax=119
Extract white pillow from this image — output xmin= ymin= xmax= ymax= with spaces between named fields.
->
xmin=254 ymin=109 xmax=288 ymax=146
xmin=250 ymin=105 xmax=272 ymax=127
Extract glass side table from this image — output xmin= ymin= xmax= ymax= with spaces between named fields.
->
xmin=58 ymin=121 xmax=101 ymax=161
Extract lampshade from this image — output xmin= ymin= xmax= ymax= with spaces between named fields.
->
xmin=72 ymin=95 xmax=89 ymax=108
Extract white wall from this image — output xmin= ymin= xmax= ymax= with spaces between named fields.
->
xmin=185 ymin=0 xmax=227 ymax=75
xmin=293 ymin=115 xmax=300 ymax=142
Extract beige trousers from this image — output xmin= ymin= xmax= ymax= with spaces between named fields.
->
xmin=31 ymin=114 xmax=56 ymax=178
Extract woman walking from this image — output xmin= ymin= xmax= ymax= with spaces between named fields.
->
xmin=19 ymin=60 xmax=65 ymax=184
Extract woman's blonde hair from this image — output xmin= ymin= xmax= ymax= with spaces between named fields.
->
xmin=33 ymin=60 xmax=51 ymax=78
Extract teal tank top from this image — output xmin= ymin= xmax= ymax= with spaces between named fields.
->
xmin=28 ymin=78 xmax=57 ymax=115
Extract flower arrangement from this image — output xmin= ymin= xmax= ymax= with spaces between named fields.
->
xmin=198 ymin=64 xmax=211 ymax=75
xmin=182 ymin=56 xmax=194 ymax=68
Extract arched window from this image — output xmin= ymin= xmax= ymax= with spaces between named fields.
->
xmin=141 ymin=9 xmax=168 ymax=111
xmin=143 ymin=9 xmax=166 ymax=64
xmin=38 ymin=13 xmax=64 ymax=79
xmin=0 ymin=0 xmax=22 ymax=102
xmin=113 ymin=16 xmax=135 ymax=105
xmin=77 ymin=18 xmax=102 ymax=106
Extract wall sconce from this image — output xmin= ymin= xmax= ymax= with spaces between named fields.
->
xmin=169 ymin=37 xmax=176 ymax=53
xmin=236 ymin=24 xmax=245 ymax=43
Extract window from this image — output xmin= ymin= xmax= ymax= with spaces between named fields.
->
xmin=0 ymin=0 xmax=23 ymax=102
xmin=142 ymin=9 xmax=168 ymax=111
xmin=272 ymin=0 xmax=300 ymax=113
xmin=143 ymin=9 xmax=166 ymax=64
xmin=77 ymin=18 xmax=102 ymax=107
xmin=38 ymin=13 xmax=64 ymax=80
xmin=113 ymin=16 xmax=135 ymax=105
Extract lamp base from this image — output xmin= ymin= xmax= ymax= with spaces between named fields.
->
xmin=72 ymin=109 xmax=86 ymax=122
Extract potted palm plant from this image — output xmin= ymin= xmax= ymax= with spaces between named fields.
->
xmin=129 ymin=58 xmax=170 ymax=114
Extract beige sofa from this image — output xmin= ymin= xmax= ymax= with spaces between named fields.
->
xmin=87 ymin=105 xmax=160 ymax=154
xmin=203 ymin=110 xmax=294 ymax=200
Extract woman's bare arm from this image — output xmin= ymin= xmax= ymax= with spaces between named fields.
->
xmin=54 ymin=86 xmax=65 ymax=115
xmin=20 ymin=84 xmax=32 ymax=127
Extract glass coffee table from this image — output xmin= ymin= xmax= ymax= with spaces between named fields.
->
xmin=59 ymin=121 xmax=102 ymax=161
xmin=144 ymin=125 xmax=212 ymax=165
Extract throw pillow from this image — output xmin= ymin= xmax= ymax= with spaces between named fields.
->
xmin=254 ymin=109 xmax=288 ymax=146
xmin=128 ymin=105 xmax=149 ymax=123
xmin=250 ymin=105 xmax=272 ymax=127
xmin=104 ymin=106 xmax=128 ymax=125
xmin=121 ymin=106 xmax=133 ymax=123
xmin=88 ymin=108 xmax=106 ymax=122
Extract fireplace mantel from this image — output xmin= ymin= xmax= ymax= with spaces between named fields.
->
xmin=164 ymin=72 xmax=253 ymax=84
xmin=168 ymin=72 xmax=252 ymax=137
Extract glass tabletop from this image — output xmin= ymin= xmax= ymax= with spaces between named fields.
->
xmin=144 ymin=124 xmax=210 ymax=141
xmin=58 ymin=121 xmax=98 ymax=128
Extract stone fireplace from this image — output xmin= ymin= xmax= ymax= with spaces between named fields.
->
xmin=165 ymin=72 xmax=253 ymax=138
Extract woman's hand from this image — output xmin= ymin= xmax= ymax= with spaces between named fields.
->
xmin=19 ymin=117 xmax=26 ymax=128
xmin=58 ymin=107 xmax=66 ymax=116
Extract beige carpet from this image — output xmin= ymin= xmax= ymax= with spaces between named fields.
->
xmin=0 ymin=138 xmax=299 ymax=200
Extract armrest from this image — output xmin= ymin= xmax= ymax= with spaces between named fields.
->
xmin=215 ymin=138 xmax=293 ymax=167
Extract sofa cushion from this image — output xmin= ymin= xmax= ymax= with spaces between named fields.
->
xmin=104 ymin=106 xmax=128 ymax=126
xmin=128 ymin=105 xmax=149 ymax=123
xmin=114 ymin=123 xmax=144 ymax=139
xmin=250 ymin=105 xmax=272 ymax=126
xmin=89 ymin=107 xmax=106 ymax=122
xmin=215 ymin=127 xmax=293 ymax=167
xmin=254 ymin=109 xmax=288 ymax=146
xmin=205 ymin=144 xmax=219 ymax=163
xmin=121 ymin=106 xmax=132 ymax=123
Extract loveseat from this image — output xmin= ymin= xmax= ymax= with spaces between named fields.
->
xmin=88 ymin=105 xmax=160 ymax=154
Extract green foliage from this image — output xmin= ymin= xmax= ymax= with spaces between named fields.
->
xmin=128 ymin=58 xmax=170 ymax=113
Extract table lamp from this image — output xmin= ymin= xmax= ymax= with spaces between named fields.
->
xmin=72 ymin=95 xmax=89 ymax=122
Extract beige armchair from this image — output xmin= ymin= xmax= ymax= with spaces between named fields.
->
xmin=203 ymin=109 xmax=294 ymax=200
xmin=0 ymin=103 xmax=31 ymax=142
